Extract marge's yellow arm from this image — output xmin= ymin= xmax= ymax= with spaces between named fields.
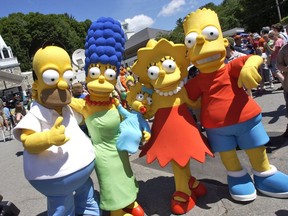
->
xmin=69 ymin=97 xmax=85 ymax=113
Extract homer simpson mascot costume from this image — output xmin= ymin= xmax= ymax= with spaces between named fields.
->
xmin=132 ymin=38 xmax=213 ymax=215
xmin=183 ymin=8 xmax=288 ymax=202
xmin=69 ymin=17 xmax=144 ymax=216
xmin=13 ymin=41 xmax=100 ymax=216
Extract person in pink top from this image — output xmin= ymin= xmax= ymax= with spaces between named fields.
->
xmin=266 ymin=30 xmax=285 ymax=85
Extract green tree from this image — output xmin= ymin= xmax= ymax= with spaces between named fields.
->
xmin=156 ymin=18 xmax=185 ymax=43
xmin=0 ymin=13 xmax=92 ymax=71
xmin=238 ymin=0 xmax=288 ymax=32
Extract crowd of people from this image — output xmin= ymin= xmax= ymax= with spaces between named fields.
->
xmin=0 ymin=93 xmax=30 ymax=132
xmin=225 ymin=23 xmax=288 ymax=93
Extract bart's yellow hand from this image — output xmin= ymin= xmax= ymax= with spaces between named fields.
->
xmin=238 ymin=55 xmax=263 ymax=89
xmin=20 ymin=116 xmax=69 ymax=154
xmin=142 ymin=131 xmax=151 ymax=142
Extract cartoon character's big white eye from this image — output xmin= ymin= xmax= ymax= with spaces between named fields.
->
xmin=147 ymin=96 xmax=153 ymax=105
xmin=147 ymin=66 xmax=160 ymax=80
xmin=63 ymin=70 xmax=74 ymax=85
xmin=136 ymin=93 xmax=144 ymax=101
xmin=104 ymin=68 xmax=116 ymax=81
xmin=89 ymin=67 xmax=101 ymax=79
xmin=42 ymin=69 xmax=60 ymax=85
xmin=184 ymin=32 xmax=198 ymax=48
xmin=202 ymin=26 xmax=219 ymax=41
xmin=162 ymin=59 xmax=176 ymax=73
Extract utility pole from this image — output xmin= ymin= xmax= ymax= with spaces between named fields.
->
xmin=275 ymin=0 xmax=282 ymax=22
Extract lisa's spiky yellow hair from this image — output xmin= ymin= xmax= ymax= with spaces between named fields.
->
xmin=132 ymin=38 xmax=189 ymax=84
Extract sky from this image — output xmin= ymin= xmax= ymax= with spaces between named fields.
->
xmin=0 ymin=0 xmax=223 ymax=33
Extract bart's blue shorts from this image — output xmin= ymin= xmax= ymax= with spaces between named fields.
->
xmin=206 ymin=114 xmax=269 ymax=153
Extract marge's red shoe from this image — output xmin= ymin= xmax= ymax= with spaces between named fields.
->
xmin=171 ymin=191 xmax=196 ymax=215
xmin=123 ymin=204 xmax=144 ymax=216
xmin=188 ymin=176 xmax=207 ymax=198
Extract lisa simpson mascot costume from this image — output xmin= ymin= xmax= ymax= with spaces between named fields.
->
xmin=132 ymin=38 xmax=213 ymax=215
xmin=183 ymin=8 xmax=288 ymax=202
xmin=69 ymin=17 xmax=144 ymax=216
xmin=13 ymin=41 xmax=100 ymax=216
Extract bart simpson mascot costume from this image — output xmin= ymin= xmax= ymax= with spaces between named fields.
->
xmin=115 ymin=82 xmax=152 ymax=154
xmin=132 ymin=38 xmax=213 ymax=215
xmin=183 ymin=8 xmax=288 ymax=202
xmin=13 ymin=41 xmax=100 ymax=216
xmin=69 ymin=17 xmax=144 ymax=216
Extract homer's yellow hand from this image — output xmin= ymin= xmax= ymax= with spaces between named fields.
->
xmin=142 ymin=131 xmax=151 ymax=142
xmin=49 ymin=117 xmax=70 ymax=146
xmin=238 ymin=55 xmax=263 ymax=89
xmin=20 ymin=116 xmax=69 ymax=154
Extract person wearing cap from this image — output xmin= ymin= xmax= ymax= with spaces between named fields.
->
xmin=225 ymin=37 xmax=246 ymax=64
xmin=234 ymin=35 xmax=249 ymax=54
xmin=225 ymin=37 xmax=253 ymax=96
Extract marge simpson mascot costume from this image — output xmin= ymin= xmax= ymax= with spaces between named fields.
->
xmin=69 ymin=17 xmax=144 ymax=216
xmin=132 ymin=38 xmax=213 ymax=215
xmin=115 ymin=82 xmax=152 ymax=154
xmin=183 ymin=8 xmax=288 ymax=202
xmin=13 ymin=41 xmax=100 ymax=216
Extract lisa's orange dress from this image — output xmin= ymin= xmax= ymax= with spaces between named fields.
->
xmin=140 ymin=103 xmax=213 ymax=167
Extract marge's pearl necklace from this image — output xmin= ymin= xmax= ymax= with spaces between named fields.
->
xmin=155 ymin=79 xmax=187 ymax=96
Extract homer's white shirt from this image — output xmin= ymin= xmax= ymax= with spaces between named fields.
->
xmin=13 ymin=101 xmax=95 ymax=180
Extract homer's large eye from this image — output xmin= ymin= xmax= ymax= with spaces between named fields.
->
xmin=89 ymin=67 xmax=101 ymax=79
xmin=202 ymin=26 xmax=219 ymax=41
xmin=147 ymin=66 xmax=159 ymax=80
xmin=136 ymin=93 xmax=144 ymax=101
xmin=184 ymin=32 xmax=198 ymax=48
xmin=146 ymin=96 xmax=153 ymax=105
xmin=162 ymin=59 xmax=176 ymax=73
xmin=42 ymin=69 xmax=59 ymax=86
xmin=63 ymin=70 xmax=74 ymax=85
xmin=104 ymin=68 xmax=116 ymax=80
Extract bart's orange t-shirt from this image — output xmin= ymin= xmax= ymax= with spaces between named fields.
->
xmin=185 ymin=56 xmax=261 ymax=129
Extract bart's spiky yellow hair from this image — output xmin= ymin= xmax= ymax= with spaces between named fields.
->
xmin=183 ymin=8 xmax=219 ymax=35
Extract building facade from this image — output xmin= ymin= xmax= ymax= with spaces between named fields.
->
xmin=0 ymin=35 xmax=32 ymax=96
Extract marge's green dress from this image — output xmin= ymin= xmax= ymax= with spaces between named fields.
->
xmin=85 ymin=108 xmax=138 ymax=210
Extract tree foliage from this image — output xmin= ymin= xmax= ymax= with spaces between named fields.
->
xmin=0 ymin=13 xmax=91 ymax=71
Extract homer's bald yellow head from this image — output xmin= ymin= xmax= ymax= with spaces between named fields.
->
xmin=183 ymin=8 xmax=228 ymax=73
xmin=32 ymin=43 xmax=74 ymax=109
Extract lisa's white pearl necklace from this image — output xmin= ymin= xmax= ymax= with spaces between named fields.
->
xmin=155 ymin=79 xmax=187 ymax=97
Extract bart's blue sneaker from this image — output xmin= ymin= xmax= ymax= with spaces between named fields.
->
xmin=227 ymin=169 xmax=257 ymax=202
xmin=253 ymin=165 xmax=288 ymax=198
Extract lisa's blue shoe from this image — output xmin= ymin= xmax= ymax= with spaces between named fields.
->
xmin=227 ymin=169 xmax=257 ymax=202
xmin=253 ymin=165 xmax=288 ymax=198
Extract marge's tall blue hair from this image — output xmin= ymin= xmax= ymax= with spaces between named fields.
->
xmin=84 ymin=17 xmax=125 ymax=75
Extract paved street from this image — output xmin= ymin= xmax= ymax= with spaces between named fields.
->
xmin=1 ymin=82 xmax=288 ymax=216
